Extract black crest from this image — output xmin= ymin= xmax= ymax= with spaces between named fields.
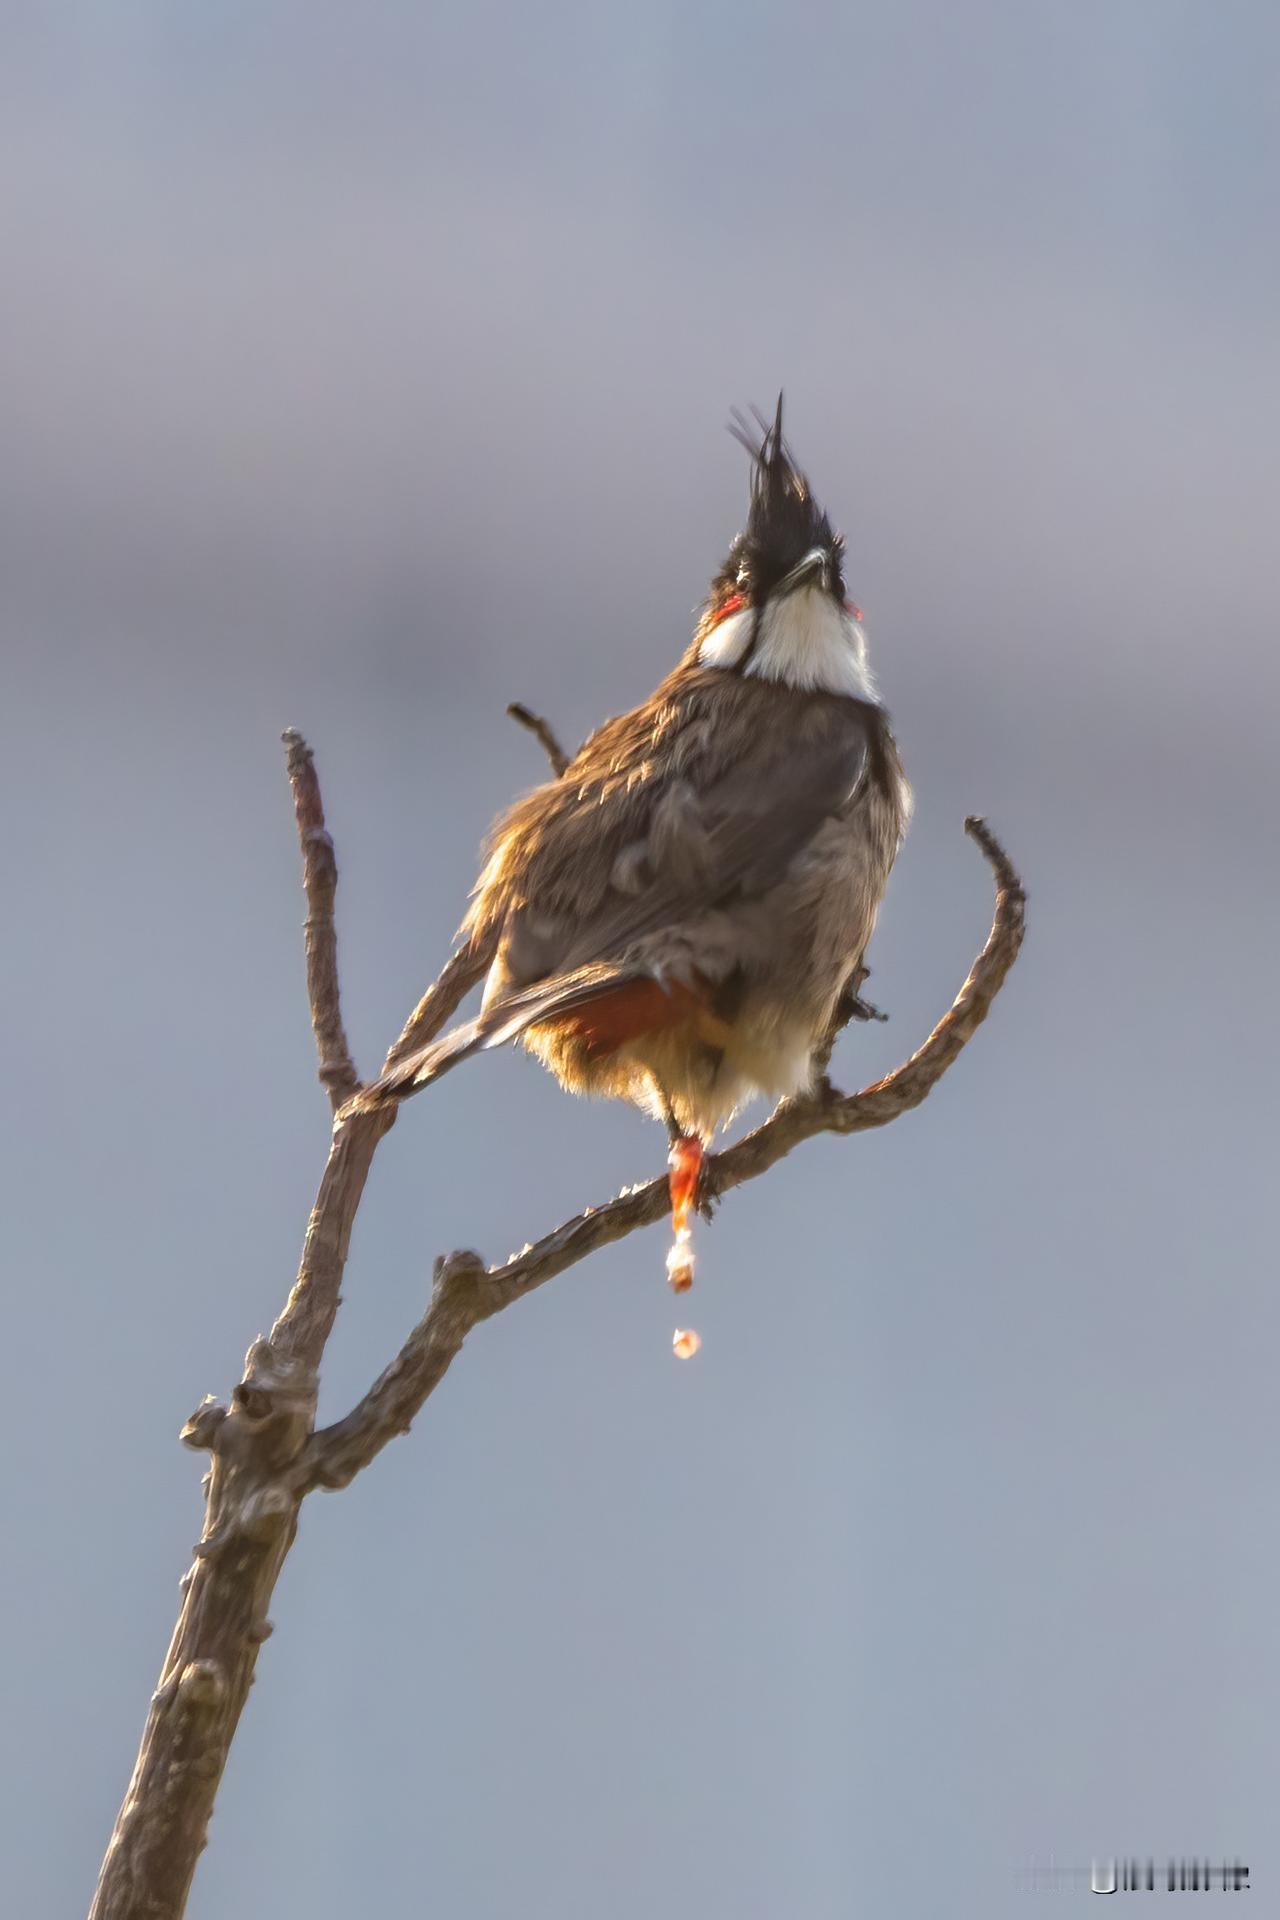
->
xmin=723 ymin=394 xmax=844 ymax=603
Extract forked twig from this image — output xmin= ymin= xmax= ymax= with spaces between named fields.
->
xmin=507 ymin=701 xmax=571 ymax=776
xmin=282 ymin=728 xmax=360 ymax=1110
xmin=303 ymin=813 xmax=1025 ymax=1489
xmin=89 ymin=723 xmax=1026 ymax=1920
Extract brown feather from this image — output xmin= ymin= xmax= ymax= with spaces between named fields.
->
xmin=465 ymin=656 xmax=880 ymax=963
xmin=353 ymin=655 xmax=910 ymax=1137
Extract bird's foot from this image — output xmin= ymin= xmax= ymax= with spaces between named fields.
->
xmin=694 ymin=1146 xmax=720 ymax=1222
xmin=838 ymin=963 xmax=887 ymax=1025
xmin=845 ymin=991 xmax=887 ymax=1023
xmin=837 ymin=979 xmax=888 ymax=1026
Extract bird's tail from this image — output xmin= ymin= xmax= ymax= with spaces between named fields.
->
xmin=342 ymin=961 xmax=642 ymax=1118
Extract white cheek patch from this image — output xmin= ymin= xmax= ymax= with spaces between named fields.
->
xmin=698 ymin=590 xmax=880 ymax=700
xmin=697 ymin=606 xmax=753 ymax=670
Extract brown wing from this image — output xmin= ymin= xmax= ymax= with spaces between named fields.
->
xmin=346 ymin=959 xmax=645 ymax=1112
xmin=347 ymin=670 xmax=880 ymax=1117
xmin=471 ymin=663 xmax=875 ymax=989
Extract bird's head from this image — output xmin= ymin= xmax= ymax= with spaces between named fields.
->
xmin=696 ymin=396 xmax=876 ymax=702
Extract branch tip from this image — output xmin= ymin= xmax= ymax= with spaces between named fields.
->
xmin=282 ymin=730 xmax=360 ymax=1112
xmin=964 ymin=814 xmax=1025 ymax=902
xmin=507 ymin=702 xmax=571 ymax=777
xmin=281 ymin=727 xmax=313 ymax=775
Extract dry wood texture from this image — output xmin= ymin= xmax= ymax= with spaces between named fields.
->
xmin=88 ymin=721 xmax=1025 ymax=1919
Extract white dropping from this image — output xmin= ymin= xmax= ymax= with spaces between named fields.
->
xmin=665 ymin=1229 xmax=695 ymax=1279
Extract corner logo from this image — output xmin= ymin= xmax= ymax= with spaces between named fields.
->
xmin=1091 ymin=1861 xmax=1249 ymax=1895
xmin=1021 ymin=1859 xmax=1250 ymax=1895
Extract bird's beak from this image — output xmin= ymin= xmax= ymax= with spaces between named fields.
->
xmin=776 ymin=546 xmax=830 ymax=595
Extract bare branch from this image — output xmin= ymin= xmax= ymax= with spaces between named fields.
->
xmin=268 ymin=844 xmax=495 ymax=1372
xmin=269 ymin=928 xmax=496 ymax=1373
xmin=304 ymin=1251 xmax=488 ymax=1488
xmin=93 ymin=696 xmax=1025 ymax=1920
xmin=90 ymin=743 xmax=500 ymax=1920
xmin=304 ymin=816 xmax=1025 ymax=1491
xmin=383 ymin=929 xmax=496 ymax=1075
xmin=267 ymin=1110 xmax=392 ymax=1369
xmin=281 ymin=728 xmax=360 ymax=1111
xmin=89 ymin=1339 xmax=315 ymax=1920
xmin=507 ymin=701 xmax=571 ymax=777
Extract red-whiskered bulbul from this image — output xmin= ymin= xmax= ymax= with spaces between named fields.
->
xmin=351 ymin=399 xmax=911 ymax=1289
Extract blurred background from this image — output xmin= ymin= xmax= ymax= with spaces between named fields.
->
xmin=2 ymin=4 xmax=1277 ymax=1915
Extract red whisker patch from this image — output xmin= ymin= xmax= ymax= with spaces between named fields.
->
xmin=708 ymin=592 xmax=746 ymax=627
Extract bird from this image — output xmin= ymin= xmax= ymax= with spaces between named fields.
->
xmin=349 ymin=398 xmax=911 ymax=1274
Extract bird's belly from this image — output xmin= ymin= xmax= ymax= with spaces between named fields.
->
xmin=523 ymin=990 xmax=813 ymax=1140
xmin=525 ymin=793 xmax=901 ymax=1139
xmin=625 ymin=1014 xmax=816 ymax=1139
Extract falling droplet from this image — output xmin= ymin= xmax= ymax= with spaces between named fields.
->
xmin=672 ymin=1328 xmax=701 ymax=1360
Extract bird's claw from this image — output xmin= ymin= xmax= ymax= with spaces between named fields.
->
xmin=839 ymin=963 xmax=887 ymax=1025
xmin=695 ymin=1175 xmax=719 ymax=1224
xmin=845 ymin=991 xmax=887 ymax=1023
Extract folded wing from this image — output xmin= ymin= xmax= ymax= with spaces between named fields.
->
xmin=348 ymin=680 xmax=874 ymax=1114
